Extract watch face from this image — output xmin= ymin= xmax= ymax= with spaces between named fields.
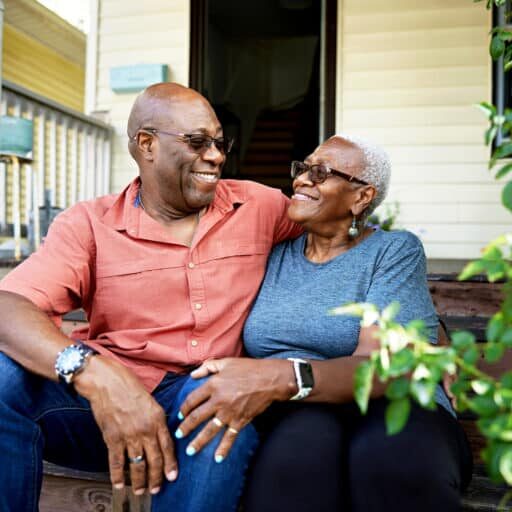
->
xmin=57 ymin=346 xmax=84 ymax=374
xmin=298 ymin=362 xmax=314 ymax=388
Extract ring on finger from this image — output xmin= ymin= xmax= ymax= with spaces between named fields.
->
xmin=212 ymin=416 xmax=224 ymax=428
xmin=128 ymin=454 xmax=145 ymax=464
xmin=227 ymin=426 xmax=239 ymax=435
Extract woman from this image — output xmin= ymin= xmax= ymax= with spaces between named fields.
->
xmin=176 ymin=135 xmax=472 ymax=511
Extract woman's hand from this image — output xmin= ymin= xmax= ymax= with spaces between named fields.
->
xmin=176 ymin=357 xmax=296 ymax=461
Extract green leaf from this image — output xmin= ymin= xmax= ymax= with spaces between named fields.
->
xmin=485 ymin=342 xmax=506 ymax=363
xmin=500 ymin=371 xmax=512 ymax=389
xmin=476 ymin=101 xmax=497 ymax=118
xmin=501 ymin=328 xmax=512 ymax=347
xmin=502 ymin=181 xmax=512 ymax=212
xmin=499 ymin=451 xmax=512 ymax=485
xmin=411 ymin=379 xmax=436 ymax=407
xmin=463 ymin=345 xmax=480 ymax=365
xmin=388 ymin=348 xmax=416 ymax=377
xmin=459 ymin=260 xmax=487 ymax=280
xmin=485 ymin=124 xmax=498 ymax=146
xmin=471 ymin=379 xmax=492 ymax=395
xmin=451 ymin=331 xmax=476 ymax=351
xmin=491 ymin=35 xmax=506 ymax=60
xmin=496 ymin=162 xmax=512 ymax=180
xmin=482 ymin=442 xmax=509 ymax=483
xmin=385 ymin=377 xmax=410 ymax=400
xmin=487 ymin=313 xmax=505 ymax=343
xmin=382 ymin=301 xmax=400 ymax=322
xmin=468 ymin=394 xmax=500 ymax=417
xmin=354 ymin=360 xmax=375 ymax=414
xmin=385 ymin=397 xmax=411 ymax=435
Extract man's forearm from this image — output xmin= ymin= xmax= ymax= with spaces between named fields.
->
xmin=0 ymin=291 xmax=72 ymax=381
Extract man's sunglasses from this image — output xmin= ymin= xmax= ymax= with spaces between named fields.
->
xmin=139 ymin=128 xmax=234 ymax=155
xmin=290 ymin=160 xmax=369 ymax=186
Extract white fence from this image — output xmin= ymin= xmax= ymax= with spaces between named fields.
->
xmin=0 ymin=80 xmax=112 ymax=251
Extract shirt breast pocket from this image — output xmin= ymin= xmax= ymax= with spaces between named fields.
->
xmin=94 ymin=258 xmax=187 ymax=328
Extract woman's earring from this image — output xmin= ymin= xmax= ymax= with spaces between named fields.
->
xmin=348 ymin=215 xmax=359 ymax=238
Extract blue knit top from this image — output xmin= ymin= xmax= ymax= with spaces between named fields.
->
xmin=243 ymin=229 xmax=453 ymax=414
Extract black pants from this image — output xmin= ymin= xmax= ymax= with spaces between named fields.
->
xmin=243 ymin=398 xmax=472 ymax=512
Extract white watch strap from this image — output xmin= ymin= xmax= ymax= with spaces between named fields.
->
xmin=288 ymin=358 xmax=312 ymax=401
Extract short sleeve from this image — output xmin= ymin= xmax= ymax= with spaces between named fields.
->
xmin=0 ymin=204 xmax=94 ymax=317
xmin=272 ymin=193 xmax=303 ymax=244
xmin=366 ymin=232 xmax=438 ymax=342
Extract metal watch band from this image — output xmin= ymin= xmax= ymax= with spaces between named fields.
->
xmin=55 ymin=343 xmax=98 ymax=385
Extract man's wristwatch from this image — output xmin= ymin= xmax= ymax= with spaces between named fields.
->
xmin=287 ymin=358 xmax=314 ymax=400
xmin=55 ymin=344 xmax=98 ymax=384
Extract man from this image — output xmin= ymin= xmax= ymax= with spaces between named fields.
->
xmin=0 ymin=83 xmax=301 ymax=512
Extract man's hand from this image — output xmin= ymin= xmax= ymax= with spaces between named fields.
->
xmin=74 ymin=356 xmax=177 ymax=495
xmin=176 ymin=358 xmax=295 ymax=461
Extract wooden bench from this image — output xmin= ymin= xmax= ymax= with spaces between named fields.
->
xmin=37 ymin=273 xmax=510 ymax=510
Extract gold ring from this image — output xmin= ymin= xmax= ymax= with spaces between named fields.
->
xmin=212 ymin=416 xmax=224 ymax=428
xmin=227 ymin=426 xmax=239 ymax=435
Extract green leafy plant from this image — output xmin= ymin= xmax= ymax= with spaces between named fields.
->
xmin=333 ymin=0 xmax=512 ymax=499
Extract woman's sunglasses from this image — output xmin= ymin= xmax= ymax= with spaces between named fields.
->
xmin=290 ymin=160 xmax=368 ymax=186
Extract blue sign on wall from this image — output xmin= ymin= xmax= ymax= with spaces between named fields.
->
xmin=110 ymin=64 xmax=169 ymax=93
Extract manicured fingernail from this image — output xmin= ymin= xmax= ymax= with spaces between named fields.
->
xmin=175 ymin=428 xmax=184 ymax=439
xmin=177 ymin=411 xmax=184 ymax=420
xmin=150 ymin=487 xmax=160 ymax=495
xmin=215 ymin=454 xmax=224 ymax=463
xmin=186 ymin=445 xmax=196 ymax=456
xmin=167 ymin=470 xmax=178 ymax=481
xmin=134 ymin=488 xmax=145 ymax=496
xmin=113 ymin=483 xmax=124 ymax=490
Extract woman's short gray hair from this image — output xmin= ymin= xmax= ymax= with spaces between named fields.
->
xmin=333 ymin=134 xmax=391 ymax=219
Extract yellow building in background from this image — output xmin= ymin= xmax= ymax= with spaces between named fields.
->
xmin=2 ymin=0 xmax=85 ymax=112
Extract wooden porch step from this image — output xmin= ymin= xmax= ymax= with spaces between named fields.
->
xmin=40 ymin=462 xmax=151 ymax=512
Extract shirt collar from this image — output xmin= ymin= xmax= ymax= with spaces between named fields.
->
xmin=101 ymin=177 xmax=248 ymax=233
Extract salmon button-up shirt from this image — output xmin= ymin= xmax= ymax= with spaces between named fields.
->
xmin=0 ymin=178 xmax=302 ymax=391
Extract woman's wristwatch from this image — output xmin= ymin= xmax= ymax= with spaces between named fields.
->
xmin=287 ymin=358 xmax=315 ymax=400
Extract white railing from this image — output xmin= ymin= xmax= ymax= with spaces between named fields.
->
xmin=0 ymin=80 xmax=112 ymax=252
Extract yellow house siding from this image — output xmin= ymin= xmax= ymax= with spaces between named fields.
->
xmin=3 ymin=24 xmax=85 ymax=112
xmin=336 ymin=0 xmax=496 ymax=260
xmin=95 ymin=0 xmax=190 ymax=192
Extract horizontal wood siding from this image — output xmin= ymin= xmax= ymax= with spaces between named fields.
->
xmin=336 ymin=0 xmax=499 ymax=260
xmin=95 ymin=0 xmax=190 ymax=192
xmin=3 ymin=24 xmax=85 ymax=112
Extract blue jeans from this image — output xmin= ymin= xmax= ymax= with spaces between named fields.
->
xmin=0 ymin=352 xmax=258 ymax=512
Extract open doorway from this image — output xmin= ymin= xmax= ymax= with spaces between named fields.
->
xmin=190 ymin=0 xmax=337 ymax=195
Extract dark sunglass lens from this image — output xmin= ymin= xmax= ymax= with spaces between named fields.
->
xmin=188 ymin=135 xmax=209 ymax=150
xmin=291 ymin=162 xmax=307 ymax=178
xmin=310 ymin=165 xmax=327 ymax=183
xmin=213 ymin=138 xmax=230 ymax=154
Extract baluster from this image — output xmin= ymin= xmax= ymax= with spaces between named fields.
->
xmin=59 ymin=117 xmax=68 ymax=208
xmin=49 ymin=112 xmax=57 ymax=206
xmin=70 ymin=122 xmax=79 ymax=204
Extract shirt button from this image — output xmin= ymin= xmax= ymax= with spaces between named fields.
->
xmin=194 ymin=303 xmax=202 ymax=310
xmin=191 ymin=339 xmax=198 ymax=347
xmin=188 ymin=262 xmax=195 ymax=269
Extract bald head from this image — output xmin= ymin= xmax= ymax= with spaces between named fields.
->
xmin=128 ymin=83 xmax=213 ymax=139
xmin=127 ymin=83 xmax=218 ymax=161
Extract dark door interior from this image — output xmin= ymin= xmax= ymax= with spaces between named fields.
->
xmin=191 ymin=0 xmax=335 ymax=195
